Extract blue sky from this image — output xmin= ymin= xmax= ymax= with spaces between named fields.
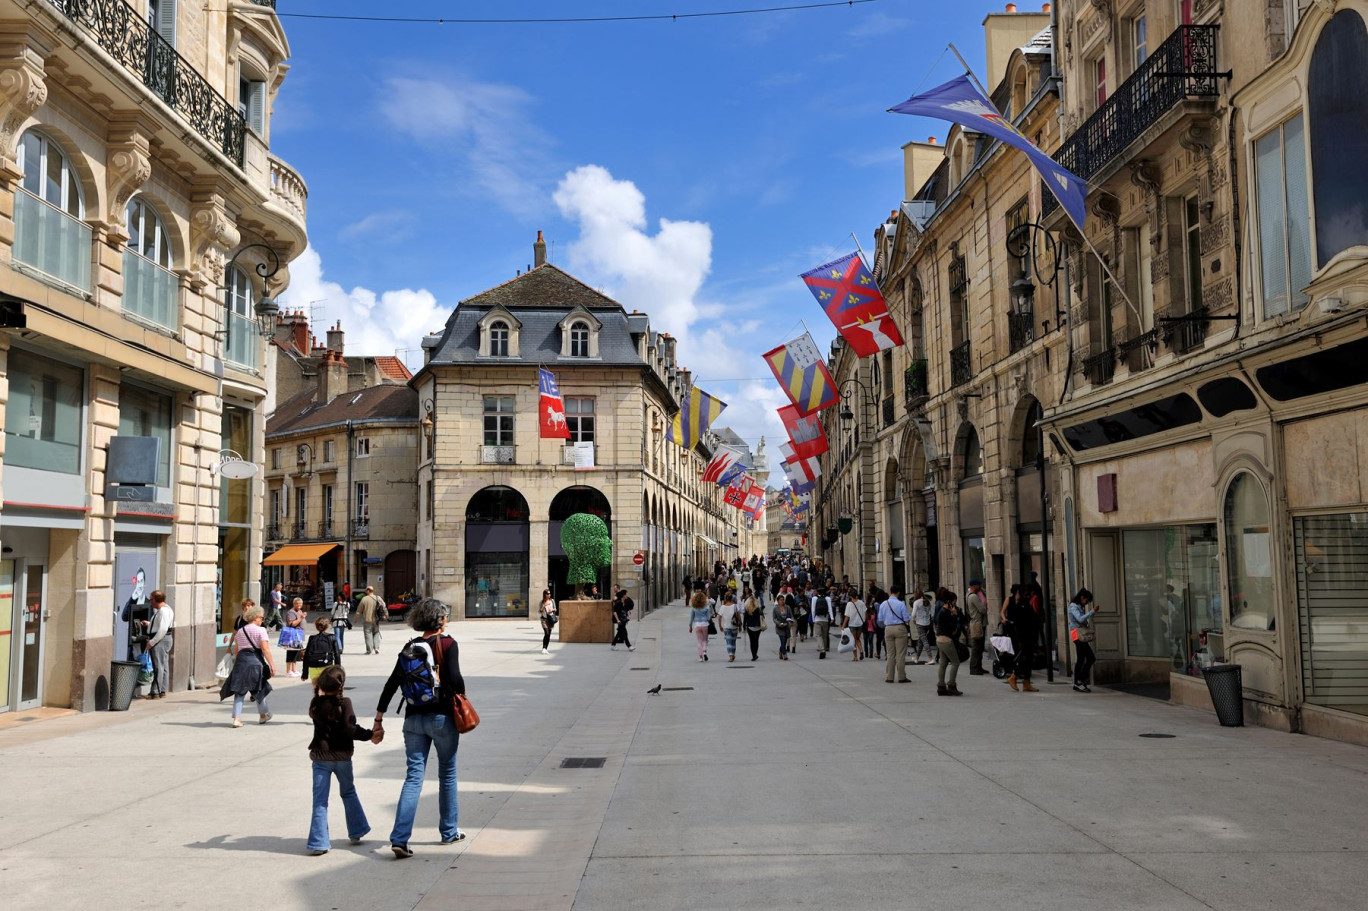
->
xmin=272 ymin=0 xmax=1005 ymax=452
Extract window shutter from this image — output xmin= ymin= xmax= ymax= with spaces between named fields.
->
xmin=156 ymin=0 xmax=177 ymax=48
xmin=248 ymin=82 xmax=265 ymax=135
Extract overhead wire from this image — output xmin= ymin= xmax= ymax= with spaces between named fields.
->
xmin=254 ymin=0 xmax=882 ymax=25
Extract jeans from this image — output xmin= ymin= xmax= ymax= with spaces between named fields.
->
xmin=333 ymin=626 xmax=346 ymax=653
xmin=937 ymin=638 xmax=961 ymax=686
xmin=777 ymin=628 xmax=790 ymax=657
xmin=884 ymin=624 xmax=909 ymax=682
xmin=542 ymin=621 xmax=553 ymax=650
xmin=693 ymin=623 xmax=709 ymax=657
xmin=1074 ymin=639 xmax=1096 ymax=685
xmin=814 ymin=620 xmax=830 ymax=653
xmin=746 ymin=628 xmax=761 ymax=660
xmin=862 ymin=628 xmax=875 ymax=658
xmin=613 ymin=619 xmax=632 ymax=648
xmin=308 ymin=759 xmax=370 ymax=851
xmin=364 ymin=623 xmax=381 ymax=654
xmin=875 ymin=627 xmax=886 ymax=658
xmin=232 ymin=691 xmax=270 ymax=718
xmin=390 ymin=712 xmax=460 ymax=847
xmin=149 ymin=636 xmax=172 ymax=695
xmin=723 ymin=628 xmax=738 ymax=656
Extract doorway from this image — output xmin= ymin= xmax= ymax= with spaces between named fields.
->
xmin=1 ymin=559 xmax=48 ymax=713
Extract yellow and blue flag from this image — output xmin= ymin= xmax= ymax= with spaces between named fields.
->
xmin=668 ymin=386 xmax=726 ymax=449
xmin=763 ymin=332 xmax=839 ymax=417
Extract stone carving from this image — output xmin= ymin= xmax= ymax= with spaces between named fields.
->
xmin=1203 ymin=276 xmax=1234 ymax=313
xmin=104 ymin=127 xmax=152 ymax=244
xmin=0 ymin=51 xmax=47 ymax=185
xmin=1199 ymin=219 xmax=1229 ymax=256
xmin=189 ymin=193 xmax=240 ymax=290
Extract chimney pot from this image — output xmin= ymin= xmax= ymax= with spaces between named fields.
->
xmin=1041 ymin=1 xmax=1050 ymax=9
xmin=928 ymin=136 xmax=937 ymax=144
xmin=533 ymin=231 xmax=547 ymax=268
xmin=1005 ymin=2 xmax=1017 ymax=11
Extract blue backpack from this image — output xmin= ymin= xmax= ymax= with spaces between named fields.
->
xmin=397 ymin=637 xmax=440 ymax=708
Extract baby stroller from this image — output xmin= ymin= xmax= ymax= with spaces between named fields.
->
xmin=989 ymin=635 xmax=1016 ymax=679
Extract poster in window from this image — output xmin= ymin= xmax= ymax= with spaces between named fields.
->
xmin=573 ymin=441 xmax=595 ymax=471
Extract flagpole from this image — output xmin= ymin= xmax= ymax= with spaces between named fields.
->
xmin=947 ymin=43 xmax=992 ymax=99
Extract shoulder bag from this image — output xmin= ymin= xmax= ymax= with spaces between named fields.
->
xmin=435 ymin=636 xmax=479 ymax=734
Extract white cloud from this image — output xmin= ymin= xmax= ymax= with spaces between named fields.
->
xmin=382 ymin=74 xmax=554 ymax=218
xmin=338 ymin=211 xmax=415 ymax=243
xmin=279 ymin=246 xmax=451 ymax=367
xmin=846 ymin=11 xmax=913 ymax=40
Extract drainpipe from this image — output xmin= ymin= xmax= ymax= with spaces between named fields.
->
xmin=345 ymin=419 xmax=354 ymax=595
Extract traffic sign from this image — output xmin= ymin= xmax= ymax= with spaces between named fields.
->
xmin=632 ymin=552 xmax=645 ymax=566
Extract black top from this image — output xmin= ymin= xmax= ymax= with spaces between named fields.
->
xmin=376 ymin=633 xmax=466 ymax=718
xmin=308 ymin=695 xmax=373 ymax=762
xmin=1005 ymin=600 xmax=1041 ymax=636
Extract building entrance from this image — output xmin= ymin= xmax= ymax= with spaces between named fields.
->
xmin=0 ymin=559 xmax=48 ymax=713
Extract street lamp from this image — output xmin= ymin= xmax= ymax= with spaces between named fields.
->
xmin=837 ymin=376 xmax=877 ymax=584
xmin=224 ymin=243 xmax=284 ymax=338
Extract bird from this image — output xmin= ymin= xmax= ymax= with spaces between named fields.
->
xmin=646 ymin=684 xmax=662 ymax=695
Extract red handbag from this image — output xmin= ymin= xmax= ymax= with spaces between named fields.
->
xmin=435 ymin=636 xmax=479 ymax=734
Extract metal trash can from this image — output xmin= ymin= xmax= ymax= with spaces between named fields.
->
xmin=109 ymin=660 xmax=142 ymax=712
xmin=1202 ymin=663 xmax=1244 ymax=727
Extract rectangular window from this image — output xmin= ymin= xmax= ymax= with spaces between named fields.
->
xmin=1121 ymin=524 xmax=1220 ymax=670
xmin=565 ymin=396 xmax=596 ymax=443
xmin=483 ymin=396 xmax=515 ymax=446
xmin=1183 ymin=195 xmax=1203 ymax=313
xmin=4 ymin=349 xmax=83 ymax=475
xmin=270 ymin=489 xmax=282 ymax=526
xmin=1295 ymin=512 xmax=1368 ymax=717
xmin=118 ymin=383 xmax=173 ymax=488
xmin=1129 ymin=14 xmax=1148 ymax=70
xmin=1255 ymin=114 xmax=1311 ymax=319
xmin=295 ymin=487 xmax=306 ymax=525
xmin=323 ymin=439 xmax=333 ymax=462
xmin=1093 ymin=57 xmax=1107 ymax=110
xmin=270 ymin=448 xmax=280 ymax=470
xmin=1123 ymin=226 xmax=1155 ymax=331
xmin=425 ymin=479 xmax=434 ymax=521
xmin=355 ymin=482 xmax=370 ymax=520
xmin=322 ymin=485 xmax=334 ymax=526
xmin=239 ymin=76 xmax=265 ymax=135
xmin=356 ymin=437 xmax=370 ymax=457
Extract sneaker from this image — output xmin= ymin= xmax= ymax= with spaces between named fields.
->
xmin=542 ymin=648 xmax=548 ymax=655
xmin=703 ymin=654 xmax=708 ymax=661
xmin=309 ymin=848 xmax=328 ymax=856
xmin=259 ymin=713 xmax=273 ymax=724
xmin=231 ymin=718 xmax=243 ymax=728
xmin=349 ymin=837 xmax=364 ymax=845
xmin=440 ymin=831 xmax=467 ymax=845
xmin=391 ymin=844 xmax=414 ymax=859
xmin=628 ymin=646 xmax=635 ymax=652
xmin=611 ymin=645 xmax=618 ymax=650
xmin=1073 ymin=683 xmax=1085 ymax=692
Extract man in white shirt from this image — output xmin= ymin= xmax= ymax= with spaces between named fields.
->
xmin=911 ymin=592 xmax=934 ymax=665
xmin=811 ymin=589 xmax=832 ymax=657
xmin=143 ymin=590 xmax=174 ymax=699
xmin=876 ymin=586 xmax=912 ymax=683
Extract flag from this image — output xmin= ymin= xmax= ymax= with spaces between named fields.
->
xmin=724 ymin=476 xmax=752 ymax=509
xmin=783 ymin=453 xmax=821 ymax=485
xmin=790 ymin=477 xmax=816 ymax=496
xmin=763 ymin=332 xmax=839 ymax=417
xmin=801 ymin=252 xmax=904 ymax=357
xmin=701 ymin=448 xmax=743 ymax=484
xmin=538 ymin=368 xmax=570 ymax=440
xmin=742 ymin=484 xmax=764 ymax=514
xmin=778 ymin=404 xmax=829 ymax=459
xmin=890 ymin=74 xmax=1087 ymax=231
xmin=668 ymin=386 xmax=726 ymax=449
xmin=716 ymin=460 xmax=750 ymax=487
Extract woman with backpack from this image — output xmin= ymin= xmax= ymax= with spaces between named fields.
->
xmin=373 ymin=599 xmax=468 ymax=857
xmin=306 ymin=666 xmax=375 ymax=855
xmin=302 ymin=617 xmax=339 ymax=682
xmin=538 ymin=589 xmax=557 ymax=654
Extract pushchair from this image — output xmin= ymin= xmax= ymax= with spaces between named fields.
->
xmin=990 ymin=631 xmax=1051 ymax=678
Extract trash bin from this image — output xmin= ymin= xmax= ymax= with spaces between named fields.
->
xmin=1202 ymin=663 xmax=1244 ymax=727
xmin=109 ymin=660 xmax=142 ymax=712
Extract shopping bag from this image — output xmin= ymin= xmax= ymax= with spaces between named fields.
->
xmin=837 ymin=629 xmax=856 ymax=654
xmin=215 ymin=653 xmax=234 ymax=680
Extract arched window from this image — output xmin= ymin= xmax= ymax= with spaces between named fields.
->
xmin=123 ymin=198 xmax=177 ymax=329
xmin=15 ymin=130 xmax=90 ymax=290
xmin=961 ymin=427 xmax=983 ymax=479
xmin=1309 ymin=10 xmax=1368 ymax=265
xmin=223 ymin=265 xmax=257 ymax=368
xmin=489 ymin=320 xmax=509 ymax=357
xmin=570 ymin=321 xmax=590 ymax=357
xmin=1223 ymin=473 xmax=1275 ymax=631
xmin=1020 ymin=400 xmax=1043 ymax=467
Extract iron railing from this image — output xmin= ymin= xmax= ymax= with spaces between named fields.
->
xmin=950 ymin=341 xmax=973 ymax=386
xmin=1008 ymin=310 xmax=1035 ymax=352
xmin=291 ymin=520 xmax=307 ymax=540
xmin=266 ymin=523 xmax=283 ymax=541
xmin=1083 ymin=348 xmax=1117 ymax=386
xmin=1163 ymin=307 xmax=1211 ymax=353
xmin=1118 ymin=328 xmax=1160 ymax=371
xmin=43 ymin=0 xmax=248 ymax=165
xmin=318 ymin=520 xmax=333 ymax=538
xmin=1044 ymin=25 xmax=1223 ymax=217
xmin=249 ymin=0 xmax=277 ymax=7
xmin=904 ymin=358 xmax=928 ymax=410
xmin=481 ymin=445 xmax=515 ymax=464
xmin=352 ymin=519 xmax=370 ymax=538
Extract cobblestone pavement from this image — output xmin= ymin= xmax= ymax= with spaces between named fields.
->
xmin=1 ymin=603 xmax=1366 ymax=911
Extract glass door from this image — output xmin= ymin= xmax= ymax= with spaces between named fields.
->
xmin=18 ymin=563 xmax=46 ymax=709
xmin=0 ymin=560 xmax=13 ymax=712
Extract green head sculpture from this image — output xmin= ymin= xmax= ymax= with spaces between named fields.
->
xmin=561 ymin=513 xmax=612 ymax=597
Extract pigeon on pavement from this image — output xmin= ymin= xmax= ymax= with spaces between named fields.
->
xmin=647 ymin=684 xmax=662 ymax=695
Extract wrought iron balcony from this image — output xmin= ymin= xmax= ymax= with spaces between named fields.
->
xmin=248 ymin=0 xmax=277 ymax=7
xmin=950 ymin=341 xmax=973 ymax=387
xmin=291 ymin=521 xmax=308 ymax=540
xmin=266 ymin=523 xmax=283 ymax=541
xmin=1082 ymin=348 xmax=1117 ymax=386
xmin=1008 ymin=310 xmax=1035 ymax=352
xmin=1044 ymin=25 xmax=1224 ymax=217
xmin=904 ymin=358 xmax=928 ymax=410
xmin=43 ymin=0 xmax=248 ymax=166
xmin=352 ymin=519 xmax=370 ymax=538
xmin=481 ymin=444 xmax=515 ymax=464
xmin=1162 ymin=307 xmax=1212 ymax=353
xmin=318 ymin=520 xmax=334 ymax=539
xmin=1117 ymin=328 xmax=1160 ymax=371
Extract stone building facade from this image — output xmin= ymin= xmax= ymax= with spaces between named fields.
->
xmin=0 ymin=0 xmax=306 ymax=712
xmin=414 ymin=241 xmax=754 ymax=620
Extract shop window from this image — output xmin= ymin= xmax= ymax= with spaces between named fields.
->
xmin=1254 ymin=114 xmax=1311 ymax=318
xmin=1309 ymin=10 xmax=1368 ymax=266
xmin=118 ymin=383 xmax=173 ymax=488
xmin=1224 ymin=473 xmax=1276 ymax=631
xmin=1294 ymin=512 xmax=1368 ymax=716
xmin=565 ymin=396 xmax=595 ymax=443
xmin=4 ymin=349 xmax=84 ymax=475
xmin=1122 ymin=524 xmax=1221 ymax=670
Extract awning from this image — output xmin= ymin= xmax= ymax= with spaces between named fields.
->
xmin=696 ymin=534 xmax=720 ymax=548
xmin=262 ymin=542 xmax=342 ymax=566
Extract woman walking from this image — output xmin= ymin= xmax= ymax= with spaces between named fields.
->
xmin=719 ymin=591 xmax=741 ymax=662
xmin=1006 ymin=586 xmax=1040 ymax=693
xmin=374 ymin=599 xmax=467 ymax=857
xmin=934 ymin=592 xmax=965 ymax=696
xmin=689 ymin=591 xmax=712 ymax=661
xmin=742 ymin=595 xmax=765 ymax=661
xmin=842 ymin=592 xmax=867 ymax=661
xmin=331 ymin=592 xmax=351 ymax=655
xmin=219 ymin=601 xmax=275 ymax=728
xmin=1068 ymin=588 xmax=1097 ymax=693
xmin=538 ymin=589 xmax=557 ymax=654
xmin=772 ymin=596 xmax=795 ymax=660
xmin=284 ymin=597 xmax=307 ymax=678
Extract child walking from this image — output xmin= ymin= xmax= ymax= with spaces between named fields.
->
xmin=306 ymin=666 xmax=375 ymax=855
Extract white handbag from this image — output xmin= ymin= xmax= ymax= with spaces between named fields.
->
xmin=837 ymin=629 xmax=856 ymax=654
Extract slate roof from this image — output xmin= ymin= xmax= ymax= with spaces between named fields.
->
xmin=425 ymin=264 xmax=648 ymax=367
xmin=267 ymin=385 xmax=419 ymax=437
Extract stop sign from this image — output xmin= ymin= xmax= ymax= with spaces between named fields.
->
xmin=632 ymin=552 xmax=645 ymax=566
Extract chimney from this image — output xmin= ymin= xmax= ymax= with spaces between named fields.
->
xmin=326 ymin=320 xmax=345 ymax=355
xmin=533 ymin=230 xmax=547 ymax=268
xmin=1041 ymin=2 xmax=1050 ymax=10
xmin=289 ymin=311 xmax=309 ymax=356
xmin=1005 ymin=2 xmax=1017 ymax=10
xmin=662 ymin=333 xmax=677 ymax=368
xmin=983 ymin=5 xmax=1051 ymax=94
xmin=901 ymin=138 xmax=947 ymax=200
xmin=318 ymin=348 xmax=349 ymax=405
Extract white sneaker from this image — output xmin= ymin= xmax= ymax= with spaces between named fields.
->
xmin=610 ymin=645 xmax=618 ymax=650
xmin=542 ymin=648 xmax=548 ymax=654
xmin=628 ymin=646 xmax=635 ymax=651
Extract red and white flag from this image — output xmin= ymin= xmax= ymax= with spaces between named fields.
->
xmin=538 ymin=369 xmax=570 ymax=440
xmin=724 ymin=476 xmax=752 ymax=509
xmin=779 ymin=404 xmax=829 ymax=459
xmin=701 ymin=447 xmax=743 ymax=484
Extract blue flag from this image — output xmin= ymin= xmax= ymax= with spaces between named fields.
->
xmin=889 ymin=74 xmax=1087 ymax=231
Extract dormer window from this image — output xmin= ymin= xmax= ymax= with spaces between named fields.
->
xmin=490 ymin=320 xmax=509 ymax=357
xmin=569 ymin=321 xmax=590 ymax=357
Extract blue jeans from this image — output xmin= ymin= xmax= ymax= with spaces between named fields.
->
xmin=308 ymin=760 xmax=370 ymax=851
xmin=723 ymin=628 xmax=738 ymax=656
xmin=777 ymin=629 xmax=790 ymax=657
xmin=333 ymin=626 xmax=345 ymax=653
xmin=232 ymin=692 xmax=270 ymax=718
xmin=390 ymin=712 xmax=460 ymax=847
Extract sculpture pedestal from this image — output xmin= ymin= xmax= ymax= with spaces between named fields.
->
xmin=558 ymin=600 xmax=613 ymax=643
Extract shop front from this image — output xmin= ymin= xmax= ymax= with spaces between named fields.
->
xmin=261 ymin=543 xmax=343 ymax=612
xmin=465 ymin=485 xmax=530 ymax=618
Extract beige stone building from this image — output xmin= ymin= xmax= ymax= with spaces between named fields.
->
xmin=413 ymin=240 xmax=754 ymax=620
xmin=264 ymin=319 xmax=418 ymax=606
xmin=0 ymin=0 xmax=306 ymax=712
